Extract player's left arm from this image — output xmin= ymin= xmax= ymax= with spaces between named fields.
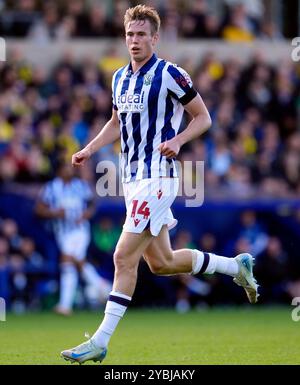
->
xmin=159 ymin=94 xmax=211 ymax=158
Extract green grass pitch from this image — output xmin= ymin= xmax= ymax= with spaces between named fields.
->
xmin=0 ymin=307 xmax=299 ymax=365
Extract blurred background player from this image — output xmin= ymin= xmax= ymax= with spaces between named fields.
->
xmin=35 ymin=160 xmax=111 ymax=315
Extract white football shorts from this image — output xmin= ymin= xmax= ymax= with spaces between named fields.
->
xmin=56 ymin=229 xmax=90 ymax=261
xmin=122 ymin=177 xmax=179 ymax=236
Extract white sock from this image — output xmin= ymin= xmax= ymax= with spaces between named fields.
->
xmin=82 ymin=263 xmax=112 ymax=302
xmin=192 ymin=250 xmax=239 ymax=277
xmin=91 ymin=291 xmax=131 ymax=348
xmin=58 ymin=263 xmax=78 ymax=310
xmin=191 ymin=249 xmax=204 ymax=274
xmin=82 ymin=262 xmax=102 ymax=287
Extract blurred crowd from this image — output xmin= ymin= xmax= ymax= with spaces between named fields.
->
xmin=0 ymin=216 xmax=54 ymax=312
xmin=0 ymin=46 xmax=299 ymax=199
xmin=179 ymin=51 xmax=300 ymax=199
xmin=0 ymin=0 xmax=285 ymax=41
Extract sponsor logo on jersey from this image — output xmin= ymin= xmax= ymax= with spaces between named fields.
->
xmin=118 ymin=90 xmax=145 ymax=112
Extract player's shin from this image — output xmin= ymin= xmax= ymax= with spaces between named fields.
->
xmin=57 ymin=262 xmax=78 ymax=311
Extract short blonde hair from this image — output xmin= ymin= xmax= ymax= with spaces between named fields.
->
xmin=124 ymin=4 xmax=161 ymax=35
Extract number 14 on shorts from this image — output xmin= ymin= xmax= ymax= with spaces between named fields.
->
xmin=131 ymin=200 xmax=150 ymax=220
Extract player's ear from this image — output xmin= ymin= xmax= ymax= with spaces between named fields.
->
xmin=152 ymin=32 xmax=159 ymax=46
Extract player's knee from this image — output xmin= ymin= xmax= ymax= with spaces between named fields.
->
xmin=113 ymin=248 xmax=135 ymax=274
xmin=61 ymin=254 xmax=74 ymax=264
xmin=113 ymin=249 xmax=126 ymax=269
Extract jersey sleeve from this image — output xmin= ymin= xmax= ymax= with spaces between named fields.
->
xmin=165 ymin=64 xmax=197 ymax=105
xmin=111 ymin=71 xmax=118 ymax=111
xmin=112 ymin=68 xmax=124 ymax=111
xmin=39 ymin=183 xmax=53 ymax=206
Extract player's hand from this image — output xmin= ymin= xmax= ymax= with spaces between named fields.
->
xmin=53 ymin=208 xmax=65 ymax=219
xmin=158 ymin=138 xmax=181 ymax=158
xmin=75 ymin=214 xmax=85 ymax=225
xmin=72 ymin=148 xmax=92 ymax=167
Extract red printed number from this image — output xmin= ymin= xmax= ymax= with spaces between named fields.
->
xmin=131 ymin=200 xmax=150 ymax=219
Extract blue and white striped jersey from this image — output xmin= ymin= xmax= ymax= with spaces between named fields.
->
xmin=112 ymin=54 xmax=197 ymax=183
xmin=40 ymin=177 xmax=93 ymax=237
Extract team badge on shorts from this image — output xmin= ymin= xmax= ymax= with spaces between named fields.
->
xmin=143 ymin=74 xmax=153 ymax=86
xmin=157 ymin=189 xmax=163 ymax=200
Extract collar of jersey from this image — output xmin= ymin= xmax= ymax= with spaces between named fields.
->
xmin=128 ymin=53 xmax=157 ymax=76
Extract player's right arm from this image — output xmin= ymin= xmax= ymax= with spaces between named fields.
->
xmin=72 ymin=109 xmax=120 ymax=167
xmin=35 ymin=182 xmax=65 ymax=219
xmin=35 ymin=201 xmax=65 ymax=219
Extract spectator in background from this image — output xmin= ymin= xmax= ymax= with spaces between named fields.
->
xmin=110 ymin=0 xmax=130 ymax=37
xmin=255 ymin=236 xmax=290 ymax=303
xmin=271 ymin=62 xmax=298 ymax=139
xmin=203 ymin=13 xmax=220 ymax=38
xmin=181 ymin=0 xmax=219 ymax=38
xmin=20 ymin=237 xmax=45 ymax=273
xmin=0 ymin=217 xmax=52 ymax=311
xmin=55 ymin=15 xmax=76 ymax=41
xmin=28 ymin=1 xmax=60 ymax=43
xmin=64 ymin=0 xmax=88 ymax=37
xmin=89 ymin=217 xmax=120 ymax=282
xmin=0 ymin=0 xmax=38 ymax=37
xmin=159 ymin=0 xmax=183 ymax=42
xmin=0 ymin=0 xmax=295 ymax=41
xmin=1 ymin=218 xmax=22 ymax=252
xmin=98 ymin=47 xmax=128 ymax=88
xmin=208 ymin=130 xmax=232 ymax=178
xmin=237 ymin=210 xmax=269 ymax=257
xmin=225 ymin=211 xmax=268 ymax=259
xmin=92 ymin=217 xmax=121 ymax=260
xmin=0 ymin=236 xmax=10 ymax=302
xmin=222 ymin=3 xmax=256 ymax=42
xmin=260 ymin=20 xmax=283 ymax=41
xmin=83 ymin=3 xmax=113 ymax=37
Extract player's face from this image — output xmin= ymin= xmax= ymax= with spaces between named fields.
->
xmin=125 ymin=20 xmax=158 ymax=63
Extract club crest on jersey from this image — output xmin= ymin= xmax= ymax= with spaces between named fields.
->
xmin=143 ymin=74 xmax=153 ymax=86
xmin=118 ymin=90 xmax=145 ymax=112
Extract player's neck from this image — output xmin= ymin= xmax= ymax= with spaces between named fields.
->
xmin=131 ymin=53 xmax=153 ymax=73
